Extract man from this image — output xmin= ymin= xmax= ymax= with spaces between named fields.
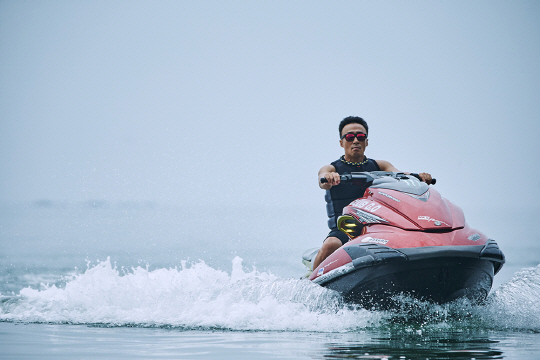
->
xmin=313 ymin=116 xmax=432 ymax=270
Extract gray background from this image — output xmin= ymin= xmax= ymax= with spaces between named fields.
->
xmin=2 ymin=1 xmax=539 ymax=268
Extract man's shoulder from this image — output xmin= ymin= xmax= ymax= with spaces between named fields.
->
xmin=330 ymin=158 xmax=341 ymax=166
xmin=373 ymin=159 xmax=399 ymax=172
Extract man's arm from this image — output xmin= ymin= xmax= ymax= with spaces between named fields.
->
xmin=376 ymin=160 xmax=400 ymax=173
xmin=376 ymin=160 xmax=433 ymax=184
xmin=318 ymin=164 xmax=338 ymax=190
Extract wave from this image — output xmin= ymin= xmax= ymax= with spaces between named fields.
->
xmin=478 ymin=264 xmax=540 ymax=331
xmin=2 ymin=258 xmax=540 ymax=332
xmin=0 ymin=257 xmax=380 ymax=332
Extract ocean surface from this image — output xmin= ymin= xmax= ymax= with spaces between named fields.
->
xmin=1 ymin=200 xmax=540 ymax=359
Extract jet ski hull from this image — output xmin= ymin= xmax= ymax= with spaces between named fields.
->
xmin=324 ymin=256 xmax=494 ymax=309
xmin=310 ymin=241 xmax=504 ymax=309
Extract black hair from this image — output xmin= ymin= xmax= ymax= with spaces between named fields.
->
xmin=339 ymin=116 xmax=369 ymax=137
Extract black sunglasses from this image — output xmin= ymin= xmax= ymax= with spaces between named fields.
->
xmin=340 ymin=132 xmax=367 ymax=142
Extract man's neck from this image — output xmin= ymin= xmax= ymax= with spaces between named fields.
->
xmin=344 ymin=154 xmax=365 ymax=162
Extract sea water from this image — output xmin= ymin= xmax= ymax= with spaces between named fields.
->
xmin=1 ymin=201 xmax=540 ymax=359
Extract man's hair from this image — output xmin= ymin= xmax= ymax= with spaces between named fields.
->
xmin=339 ymin=116 xmax=369 ymax=137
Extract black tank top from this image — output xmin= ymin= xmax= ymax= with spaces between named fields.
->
xmin=325 ymin=156 xmax=381 ymax=229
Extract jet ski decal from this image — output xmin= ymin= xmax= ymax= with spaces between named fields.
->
xmin=361 ymin=237 xmax=389 ymax=245
xmin=378 ymin=192 xmax=400 ymax=202
xmin=417 ymin=216 xmax=450 ymax=227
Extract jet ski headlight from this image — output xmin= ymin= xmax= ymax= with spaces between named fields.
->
xmin=337 ymin=215 xmax=363 ymax=239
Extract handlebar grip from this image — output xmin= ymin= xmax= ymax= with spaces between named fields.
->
xmin=320 ymin=178 xmax=328 ymax=184
xmin=410 ymin=173 xmax=436 ymax=185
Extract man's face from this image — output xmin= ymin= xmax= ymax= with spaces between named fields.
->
xmin=340 ymin=123 xmax=368 ymax=158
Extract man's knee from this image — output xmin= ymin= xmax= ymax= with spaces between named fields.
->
xmin=313 ymin=236 xmax=344 ymax=270
xmin=322 ymin=236 xmax=343 ymax=253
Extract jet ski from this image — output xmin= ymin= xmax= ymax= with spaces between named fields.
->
xmin=303 ymin=172 xmax=505 ymax=309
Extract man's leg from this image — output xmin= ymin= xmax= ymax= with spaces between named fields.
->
xmin=312 ymin=236 xmax=343 ymax=270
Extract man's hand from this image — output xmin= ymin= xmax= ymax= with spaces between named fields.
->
xmin=319 ymin=172 xmax=340 ymax=190
xmin=418 ymin=172 xmax=433 ymax=185
xmin=322 ymin=172 xmax=340 ymax=185
xmin=318 ymin=165 xmax=338 ymax=189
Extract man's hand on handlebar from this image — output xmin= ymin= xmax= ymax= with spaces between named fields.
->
xmin=417 ymin=172 xmax=433 ymax=185
xmin=408 ymin=172 xmax=435 ymax=185
xmin=320 ymin=172 xmax=340 ymax=188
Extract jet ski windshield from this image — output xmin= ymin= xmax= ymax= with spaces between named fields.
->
xmin=369 ymin=172 xmax=429 ymax=196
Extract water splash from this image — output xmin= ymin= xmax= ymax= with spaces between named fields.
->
xmin=2 ymin=259 xmax=540 ymax=332
xmin=371 ymin=265 xmax=540 ymax=332
xmin=0 ymin=257 xmax=380 ymax=332
xmin=477 ymin=264 xmax=540 ymax=332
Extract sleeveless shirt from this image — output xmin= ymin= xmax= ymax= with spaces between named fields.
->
xmin=325 ymin=156 xmax=381 ymax=229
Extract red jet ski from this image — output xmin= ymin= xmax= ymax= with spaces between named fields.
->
xmin=303 ymin=172 xmax=505 ymax=309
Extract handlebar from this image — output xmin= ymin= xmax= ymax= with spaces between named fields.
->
xmin=319 ymin=172 xmax=376 ymax=187
xmin=320 ymin=172 xmax=436 ymax=185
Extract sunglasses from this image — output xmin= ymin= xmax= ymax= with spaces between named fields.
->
xmin=340 ymin=132 xmax=367 ymax=142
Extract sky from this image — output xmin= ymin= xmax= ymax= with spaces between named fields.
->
xmin=1 ymin=0 xmax=539 ymax=219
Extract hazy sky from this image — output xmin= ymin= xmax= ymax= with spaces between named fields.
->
xmin=1 ymin=1 xmax=539 ymax=215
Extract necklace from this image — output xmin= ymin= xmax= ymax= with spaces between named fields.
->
xmin=340 ymin=155 xmax=369 ymax=166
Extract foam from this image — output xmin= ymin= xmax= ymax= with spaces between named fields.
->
xmin=3 ymin=258 xmax=540 ymax=332
xmin=478 ymin=264 xmax=540 ymax=331
xmin=0 ymin=257 xmax=380 ymax=332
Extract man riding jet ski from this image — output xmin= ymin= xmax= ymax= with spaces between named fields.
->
xmin=314 ymin=116 xmax=433 ymax=271
xmin=305 ymin=117 xmax=504 ymax=308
